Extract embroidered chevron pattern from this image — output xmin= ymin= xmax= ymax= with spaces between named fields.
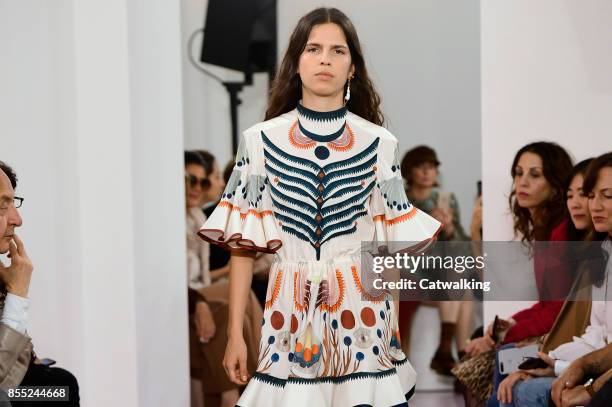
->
xmin=263 ymin=132 xmax=379 ymax=259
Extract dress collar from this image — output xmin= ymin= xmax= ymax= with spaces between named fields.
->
xmin=296 ymin=102 xmax=348 ymax=142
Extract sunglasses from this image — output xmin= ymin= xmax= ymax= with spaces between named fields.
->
xmin=185 ymin=173 xmax=210 ymax=189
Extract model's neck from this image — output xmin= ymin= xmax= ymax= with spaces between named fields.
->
xmin=301 ymin=88 xmax=344 ymax=112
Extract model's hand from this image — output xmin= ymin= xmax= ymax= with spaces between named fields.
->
xmin=497 ymin=371 xmax=529 ymax=404
xmin=559 ymin=386 xmax=591 ymax=407
xmin=465 ymin=335 xmax=495 ymax=358
xmin=194 ymin=301 xmax=216 ymax=343
xmin=552 ymin=361 xmax=586 ymax=406
xmin=0 ymin=235 xmax=33 ymax=297
xmin=224 ymin=335 xmax=249 ymax=385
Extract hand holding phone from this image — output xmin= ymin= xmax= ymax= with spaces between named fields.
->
xmin=518 ymin=357 xmax=548 ymax=370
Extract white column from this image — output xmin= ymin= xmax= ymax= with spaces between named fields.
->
xmin=126 ymin=0 xmax=190 ymax=405
xmin=1 ymin=1 xmax=189 ymax=405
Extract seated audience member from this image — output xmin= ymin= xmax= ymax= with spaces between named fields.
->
xmin=0 ymin=161 xmax=79 ymax=406
xmin=551 ymin=343 xmax=612 ymax=407
xmin=400 ymin=145 xmax=472 ymax=374
xmin=194 ymin=151 xmax=230 ymax=283
xmin=184 ymin=151 xmax=262 ymax=407
xmin=453 ymin=142 xmax=574 ymax=405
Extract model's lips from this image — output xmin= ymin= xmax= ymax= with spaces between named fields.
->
xmin=592 ymin=216 xmax=607 ymax=223
xmin=315 ymin=72 xmax=334 ymax=79
xmin=517 ymin=192 xmax=529 ymax=198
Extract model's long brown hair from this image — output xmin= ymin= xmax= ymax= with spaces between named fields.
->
xmin=265 ymin=7 xmax=384 ymax=125
xmin=509 ymin=142 xmax=573 ymax=243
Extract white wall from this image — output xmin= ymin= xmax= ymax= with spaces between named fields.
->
xmin=181 ymin=0 xmax=481 ymax=232
xmin=1 ymin=1 xmax=189 ymax=406
xmin=482 ymin=0 xmax=612 ymax=322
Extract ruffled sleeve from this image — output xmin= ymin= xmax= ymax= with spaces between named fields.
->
xmin=198 ymin=133 xmax=282 ymax=253
xmin=370 ymin=136 xmax=442 ymax=253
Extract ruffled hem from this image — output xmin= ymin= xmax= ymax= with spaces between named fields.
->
xmin=198 ymin=229 xmax=282 ymax=254
xmin=373 ymin=206 xmax=443 ymax=254
xmin=236 ymin=359 xmax=415 ymax=407
xmin=198 ymin=200 xmax=283 ymax=254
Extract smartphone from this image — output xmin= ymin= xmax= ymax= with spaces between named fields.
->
xmin=498 ymin=344 xmax=539 ymax=374
xmin=477 ymin=180 xmax=482 ymax=197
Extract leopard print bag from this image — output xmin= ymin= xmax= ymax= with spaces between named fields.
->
xmin=451 ymin=349 xmax=495 ymax=404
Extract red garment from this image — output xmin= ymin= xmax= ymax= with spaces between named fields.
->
xmin=503 ymin=219 xmax=573 ymax=344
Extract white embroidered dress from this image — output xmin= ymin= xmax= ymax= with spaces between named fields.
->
xmin=199 ymin=104 xmax=441 ymax=407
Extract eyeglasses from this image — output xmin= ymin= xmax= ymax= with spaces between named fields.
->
xmin=185 ymin=174 xmax=210 ymax=190
xmin=1 ymin=197 xmax=23 ymax=210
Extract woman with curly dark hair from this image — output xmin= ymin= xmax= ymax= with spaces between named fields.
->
xmin=198 ymin=7 xmax=441 ymax=406
xmin=508 ymin=142 xmax=574 ymax=244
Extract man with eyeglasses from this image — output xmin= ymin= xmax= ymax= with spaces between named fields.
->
xmin=0 ymin=160 xmax=33 ymax=392
xmin=0 ymin=161 xmax=79 ymax=406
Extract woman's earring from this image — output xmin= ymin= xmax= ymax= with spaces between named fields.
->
xmin=344 ymin=76 xmax=353 ymax=104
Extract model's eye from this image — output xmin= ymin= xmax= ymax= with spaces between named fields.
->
xmin=335 ymin=49 xmax=346 ymax=55
xmin=306 ymin=47 xmax=318 ymax=53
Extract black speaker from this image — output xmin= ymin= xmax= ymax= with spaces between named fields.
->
xmin=200 ymin=0 xmax=277 ymax=75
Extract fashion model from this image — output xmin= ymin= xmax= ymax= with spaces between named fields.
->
xmin=199 ymin=8 xmax=441 ymax=406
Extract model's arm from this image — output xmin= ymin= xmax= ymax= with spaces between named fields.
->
xmin=223 ymin=249 xmax=256 ymax=386
xmin=227 ymin=250 xmax=256 ymax=337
